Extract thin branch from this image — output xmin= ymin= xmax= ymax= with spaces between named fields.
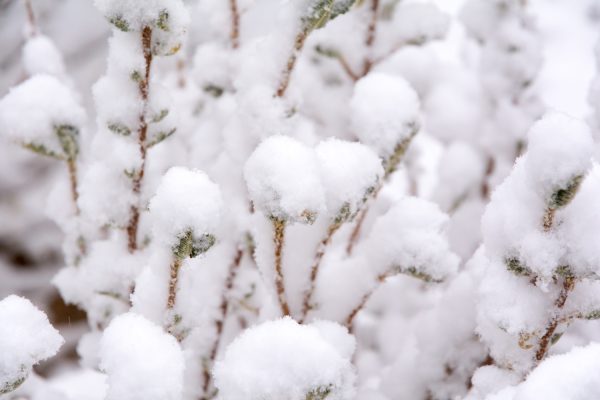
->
xmin=22 ymin=0 xmax=38 ymax=37
xmin=126 ymin=26 xmax=153 ymax=253
xmin=166 ymin=258 xmax=182 ymax=310
xmin=229 ymin=0 xmax=240 ymax=49
xmin=361 ymin=0 xmax=380 ymax=76
xmin=272 ymin=218 xmax=291 ymax=316
xmin=300 ymin=222 xmax=342 ymax=323
xmin=276 ymin=28 xmax=309 ymax=97
xmin=201 ymin=246 xmax=244 ymax=400
xmin=336 ymin=53 xmax=359 ymax=81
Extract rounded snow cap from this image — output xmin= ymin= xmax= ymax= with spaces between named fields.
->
xmin=244 ymin=135 xmax=325 ymax=224
xmin=150 ymin=167 xmax=223 ymax=256
xmin=350 ymin=72 xmax=420 ymax=159
xmin=214 ymin=317 xmax=356 ymax=400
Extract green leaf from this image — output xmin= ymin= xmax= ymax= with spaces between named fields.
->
xmin=156 ymin=9 xmax=170 ymax=31
xmin=108 ymin=122 xmax=132 ymax=137
xmin=330 ymin=0 xmax=357 ymax=20
xmin=151 ymin=109 xmax=169 ymax=123
xmin=303 ymin=0 xmax=335 ymax=31
xmin=130 ymin=70 xmax=143 ymax=83
xmin=0 ymin=365 xmax=27 ymax=395
xmin=315 ymin=45 xmax=340 ymax=58
xmin=203 ymin=85 xmax=224 ymax=98
xmin=505 ymin=257 xmax=532 ymax=277
xmin=55 ymin=124 xmax=79 ymax=160
xmin=305 ymin=385 xmax=333 ymax=400
xmin=22 ymin=142 xmax=64 ymax=160
xmin=172 ymin=230 xmax=216 ymax=259
xmin=109 ymin=14 xmax=130 ymax=32
xmin=584 ymin=310 xmax=600 ymax=320
xmin=146 ymin=127 xmax=176 ymax=148
xmin=548 ymin=175 xmax=584 ymax=210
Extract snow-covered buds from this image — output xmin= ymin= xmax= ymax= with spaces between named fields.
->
xmin=0 ymin=296 xmax=63 ymax=395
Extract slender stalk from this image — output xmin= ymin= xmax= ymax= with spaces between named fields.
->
xmin=272 ymin=218 xmax=291 ymax=316
xmin=201 ymin=247 xmax=244 ymax=400
xmin=127 ymin=26 xmax=153 ymax=253
xmin=66 ymin=158 xmax=80 ymax=216
xmin=345 ymin=268 xmax=390 ymax=329
xmin=361 ymin=0 xmax=380 ymax=76
xmin=276 ymin=28 xmax=309 ymax=97
xmin=336 ymin=53 xmax=359 ymax=81
xmin=300 ymin=222 xmax=342 ymax=323
xmin=229 ymin=0 xmax=240 ymax=49
xmin=534 ymin=276 xmax=575 ymax=362
xmin=166 ymin=258 xmax=183 ymax=310
xmin=23 ymin=0 xmax=38 ymax=37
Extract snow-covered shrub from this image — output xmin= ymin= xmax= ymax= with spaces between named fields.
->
xmin=0 ymin=296 xmax=63 ymax=395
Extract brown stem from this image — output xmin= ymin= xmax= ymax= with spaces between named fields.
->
xmin=127 ymin=26 xmax=153 ymax=253
xmin=336 ymin=53 xmax=359 ymax=81
xmin=346 ymin=183 xmax=383 ymax=255
xmin=23 ymin=0 xmax=38 ymax=37
xmin=273 ymin=218 xmax=291 ymax=316
xmin=361 ymin=0 xmax=380 ymax=76
xmin=300 ymin=222 xmax=342 ymax=323
xmin=534 ymin=276 xmax=575 ymax=362
xmin=229 ymin=0 xmax=240 ymax=49
xmin=543 ymin=208 xmax=556 ymax=232
xmin=345 ymin=268 xmax=390 ymax=329
xmin=201 ymin=247 xmax=244 ymax=399
xmin=275 ymin=29 xmax=309 ymax=97
xmin=166 ymin=257 xmax=182 ymax=310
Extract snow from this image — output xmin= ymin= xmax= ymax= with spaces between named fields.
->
xmin=393 ymin=3 xmax=450 ymax=45
xmin=99 ymin=312 xmax=184 ymax=400
xmin=0 ymin=74 xmax=85 ymax=156
xmin=22 ymin=35 xmax=66 ymax=77
xmin=149 ymin=166 xmax=223 ymax=250
xmin=360 ymin=197 xmax=459 ymax=282
xmin=244 ymin=135 xmax=325 ymax=223
xmin=0 ymin=295 xmax=64 ymax=394
xmin=350 ymin=73 xmax=420 ymax=159
xmin=315 ymin=138 xmax=383 ymax=221
xmin=214 ymin=317 xmax=356 ymax=400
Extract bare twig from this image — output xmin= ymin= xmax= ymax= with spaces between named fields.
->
xmin=300 ymin=222 xmax=342 ymax=323
xmin=361 ymin=0 xmax=380 ymax=76
xmin=276 ymin=28 xmax=309 ymax=97
xmin=229 ymin=0 xmax=240 ymax=49
xmin=23 ymin=0 xmax=38 ymax=37
xmin=273 ymin=218 xmax=291 ymax=316
xmin=201 ymin=246 xmax=244 ymax=399
xmin=166 ymin=258 xmax=182 ymax=310
xmin=127 ymin=26 xmax=153 ymax=252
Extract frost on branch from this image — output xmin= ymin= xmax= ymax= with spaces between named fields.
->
xmin=477 ymin=112 xmax=598 ymax=373
xmin=0 ymin=74 xmax=85 ymax=160
xmin=150 ymin=167 xmax=223 ymax=254
xmin=350 ymin=72 xmax=420 ymax=173
xmin=0 ymin=296 xmax=64 ymax=395
xmin=315 ymin=138 xmax=383 ymax=224
xmin=244 ymin=135 xmax=325 ymax=224
xmin=100 ymin=313 xmax=184 ymax=400
xmin=214 ymin=317 xmax=356 ymax=400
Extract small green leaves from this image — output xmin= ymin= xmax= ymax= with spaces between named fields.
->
xmin=108 ymin=122 xmax=132 ymax=137
xmin=109 ymin=14 xmax=130 ymax=32
xmin=555 ymin=265 xmax=575 ymax=279
xmin=204 ymin=84 xmax=224 ymax=98
xmin=172 ymin=230 xmax=216 ymax=260
xmin=333 ymin=202 xmax=352 ymax=225
xmin=156 ymin=10 xmax=170 ymax=31
xmin=305 ymin=385 xmax=333 ymax=400
xmin=583 ymin=310 xmax=600 ymax=320
xmin=401 ymin=266 xmax=442 ymax=283
xmin=146 ymin=127 xmax=176 ymax=148
xmin=505 ymin=257 xmax=532 ymax=277
xmin=55 ymin=124 xmax=79 ymax=160
xmin=302 ymin=0 xmax=356 ymax=32
xmin=0 ymin=365 xmax=27 ymax=395
xmin=22 ymin=142 xmax=64 ymax=160
xmin=151 ymin=109 xmax=169 ymax=123
xmin=130 ymin=70 xmax=143 ymax=83
xmin=330 ymin=0 xmax=357 ymax=20
xmin=548 ymin=175 xmax=584 ymax=210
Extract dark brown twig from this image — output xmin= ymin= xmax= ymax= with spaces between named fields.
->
xmin=127 ymin=26 xmax=153 ymax=253
xmin=229 ymin=0 xmax=240 ymax=49
xmin=273 ymin=218 xmax=291 ymax=316
xmin=361 ymin=0 xmax=380 ymax=76
xmin=276 ymin=29 xmax=309 ymax=97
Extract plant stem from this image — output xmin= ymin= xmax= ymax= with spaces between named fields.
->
xmin=276 ymin=28 xmax=309 ymax=97
xmin=127 ymin=26 xmax=153 ymax=253
xmin=361 ymin=0 xmax=380 ymax=76
xmin=345 ymin=269 xmax=390 ymax=329
xmin=23 ymin=0 xmax=38 ymax=37
xmin=229 ymin=0 xmax=240 ymax=49
xmin=66 ymin=158 xmax=80 ymax=216
xmin=300 ymin=222 xmax=341 ymax=323
xmin=201 ymin=246 xmax=244 ymax=399
xmin=534 ymin=276 xmax=575 ymax=362
xmin=273 ymin=218 xmax=291 ymax=316
xmin=166 ymin=257 xmax=182 ymax=310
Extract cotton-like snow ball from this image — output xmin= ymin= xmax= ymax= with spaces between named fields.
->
xmin=393 ymin=3 xmax=450 ymax=45
xmin=525 ymin=112 xmax=593 ymax=199
xmin=350 ymin=73 xmax=420 ymax=159
xmin=22 ymin=35 xmax=66 ymax=77
xmin=100 ymin=313 xmax=184 ymax=400
xmin=150 ymin=167 xmax=223 ymax=252
xmin=362 ymin=197 xmax=459 ymax=282
xmin=0 ymin=74 xmax=85 ymax=156
xmin=214 ymin=317 xmax=356 ymax=400
xmin=0 ymin=296 xmax=64 ymax=394
xmin=316 ymin=138 xmax=383 ymax=221
xmin=244 ymin=135 xmax=325 ymax=223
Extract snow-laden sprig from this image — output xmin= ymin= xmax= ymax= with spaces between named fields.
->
xmin=0 ymin=296 xmax=64 ymax=395
xmin=100 ymin=312 xmax=184 ymax=400
xmin=149 ymin=167 xmax=223 ymax=327
xmin=0 ymin=74 xmax=85 ymax=161
xmin=350 ymin=72 xmax=420 ymax=175
xmin=94 ymin=0 xmax=189 ymax=56
xmin=214 ymin=317 xmax=356 ymax=400
xmin=477 ymin=112 xmax=599 ymax=372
